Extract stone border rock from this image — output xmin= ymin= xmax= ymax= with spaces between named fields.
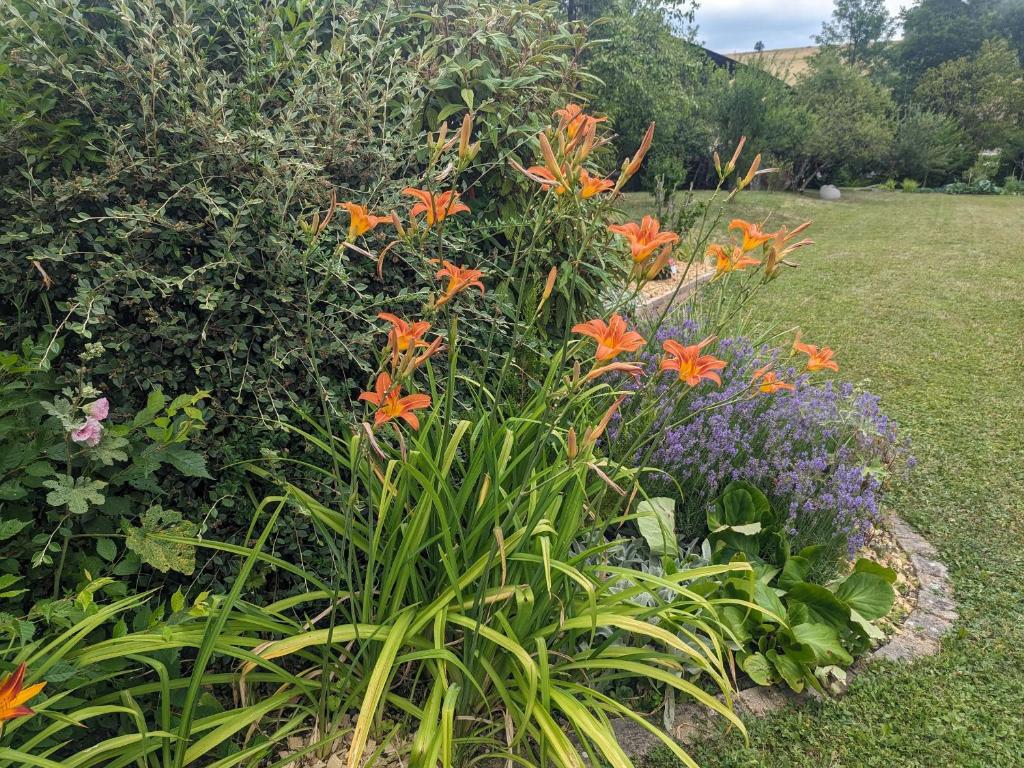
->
xmin=609 ymin=513 xmax=957 ymax=758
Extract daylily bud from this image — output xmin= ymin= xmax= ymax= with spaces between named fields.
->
xmin=567 ymin=427 xmax=578 ymax=460
xmin=458 ymin=114 xmax=473 ymax=161
xmin=737 ymin=153 xmax=761 ymax=190
xmin=713 ymin=150 xmax=723 ymax=178
xmin=433 ymin=121 xmax=449 ymax=152
xmin=725 ymin=136 xmax=747 ymax=175
xmin=538 ymin=132 xmax=570 ymax=189
xmin=575 ymin=119 xmax=597 ymax=162
xmin=583 ymin=394 xmax=627 ymax=448
xmin=622 ymin=122 xmax=654 ymax=182
xmin=614 ymin=122 xmax=655 ymax=192
xmin=390 ymin=210 xmax=406 ymax=238
xmin=538 ymin=266 xmax=557 ymax=311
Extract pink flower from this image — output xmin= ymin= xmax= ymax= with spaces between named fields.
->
xmin=71 ymin=419 xmax=103 ymax=447
xmin=87 ymin=398 xmax=109 ymax=421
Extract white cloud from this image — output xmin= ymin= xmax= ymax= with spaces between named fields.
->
xmin=695 ymin=0 xmax=910 ymax=53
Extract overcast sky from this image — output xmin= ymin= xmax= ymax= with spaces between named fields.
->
xmin=696 ymin=0 xmax=910 ymax=53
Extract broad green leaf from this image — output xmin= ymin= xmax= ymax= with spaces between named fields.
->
xmin=836 ymin=572 xmax=895 ymax=620
xmin=741 ymin=652 xmax=774 ymax=686
xmin=787 ymin=582 xmax=851 ymax=629
xmin=854 ymin=557 xmax=897 ymax=584
xmin=95 ymin=537 xmax=117 ymax=562
xmin=0 ymin=518 xmax=30 ymax=541
xmin=636 ymin=497 xmax=677 ymax=556
xmin=790 ymin=623 xmax=853 ymax=666
xmin=43 ymin=474 xmax=106 ymax=514
xmin=849 ymin=608 xmax=886 ymax=640
xmin=160 ymin=445 xmax=211 ymax=479
xmin=124 ymin=506 xmax=197 ymax=574
xmin=766 ymin=649 xmax=805 ymax=692
xmin=753 ymin=580 xmax=786 ymax=622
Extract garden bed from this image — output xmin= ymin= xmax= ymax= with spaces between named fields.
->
xmin=608 ymin=511 xmax=956 ymax=757
xmin=637 ymin=261 xmax=716 ymax=317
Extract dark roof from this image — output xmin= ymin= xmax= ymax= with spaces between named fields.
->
xmin=692 ymin=44 xmax=742 ymax=71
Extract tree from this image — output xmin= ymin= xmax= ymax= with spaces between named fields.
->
xmin=585 ymin=0 xmax=710 ymax=189
xmin=795 ymin=52 xmax=896 ymax=185
xmin=704 ymin=64 xmax=811 ymax=188
xmin=816 ymin=0 xmax=896 ymax=66
xmin=754 ymin=40 xmax=765 ymax=52
xmin=914 ymin=37 xmax=1024 ymax=152
xmin=898 ymin=0 xmax=990 ymax=81
xmin=890 ymin=106 xmax=969 ymax=184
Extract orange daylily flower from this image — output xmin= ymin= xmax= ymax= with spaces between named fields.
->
xmin=433 ymin=260 xmax=485 ymax=307
xmin=583 ymin=361 xmax=645 ymax=382
xmin=578 ymin=168 xmax=613 ymax=198
xmin=660 ymin=337 xmax=727 ymax=387
xmin=793 ymin=339 xmax=839 ymax=372
xmin=341 ymin=202 xmax=391 ymax=242
xmin=0 ymin=663 xmax=46 ymax=724
xmin=403 ymin=188 xmax=470 ymax=226
xmin=729 ymin=219 xmax=774 ymax=252
xmin=752 ymin=365 xmax=796 ymax=394
xmin=554 ymin=103 xmax=607 ymax=141
xmin=526 ymin=165 xmax=569 ymax=194
xmin=764 ymin=222 xmax=813 ymax=279
xmin=608 ymin=216 xmax=680 ymax=265
xmin=358 ymin=371 xmax=431 ymax=431
xmin=572 ymin=314 xmax=646 ymax=362
xmin=378 ymin=313 xmax=430 ymax=353
xmin=709 ymin=243 xmax=761 ymax=277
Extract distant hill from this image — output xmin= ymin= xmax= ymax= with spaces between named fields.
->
xmin=729 ymin=46 xmax=820 ymax=84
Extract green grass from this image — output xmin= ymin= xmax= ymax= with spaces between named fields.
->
xmin=626 ymin=189 xmax=1024 ymax=768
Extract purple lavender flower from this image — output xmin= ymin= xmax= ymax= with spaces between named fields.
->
xmin=614 ymin=323 xmax=911 ymax=569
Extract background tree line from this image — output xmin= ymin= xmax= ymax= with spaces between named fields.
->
xmin=571 ymin=0 xmax=1024 ymax=191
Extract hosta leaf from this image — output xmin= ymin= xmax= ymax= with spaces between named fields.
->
xmin=124 ymin=506 xmax=197 ymax=575
xmin=636 ymin=497 xmax=677 ymax=556
xmin=790 ymin=623 xmax=853 ymax=666
xmin=741 ymin=652 xmax=774 ymax=686
xmin=787 ymin=582 xmax=851 ymax=629
xmin=43 ymin=474 xmax=106 ymax=514
xmin=853 ymin=557 xmax=897 ymax=585
xmin=849 ymin=608 xmax=886 ymax=640
xmin=835 ymin=572 xmax=895 ymax=621
xmin=766 ymin=649 xmax=805 ymax=692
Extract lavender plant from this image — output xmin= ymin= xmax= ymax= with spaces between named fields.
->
xmin=617 ymin=320 xmax=911 ymax=572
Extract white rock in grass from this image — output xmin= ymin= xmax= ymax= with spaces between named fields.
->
xmin=820 ymin=184 xmax=841 ymax=200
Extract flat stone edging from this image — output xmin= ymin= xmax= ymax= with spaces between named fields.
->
xmin=609 ymin=512 xmax=958 ymax=757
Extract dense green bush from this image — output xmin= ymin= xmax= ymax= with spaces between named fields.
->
xmin=914 ymin=38 xmax=1024 ymax=163
xmin=0 ymin=337 xmax=209 ymax=608
xmin=582 ymin=0 xmax=711 ymax=190
xmin=794 ymin=52 xmax=896 ymax=186
xmin=703 ymin=62 xmax=812 ymax=189
xmin=890 ymin=105 xmax=968 ymax=185
xmin=0 ymin=0 xmax=596 ymax=551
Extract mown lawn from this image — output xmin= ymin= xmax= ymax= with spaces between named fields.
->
xmin=624 ymin=190 xmax=1024 ymax=768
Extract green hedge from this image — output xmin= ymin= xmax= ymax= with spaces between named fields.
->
xmin=1 ymin=0 xmax=596 ymax=546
